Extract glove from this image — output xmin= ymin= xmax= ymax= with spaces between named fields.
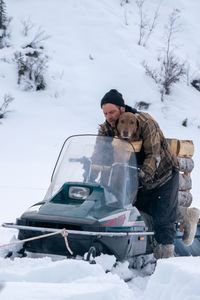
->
xmin=138 ymin=169 xmax=155 ymax=190
xmin=138 ymin=169 xmax=146 ymax=184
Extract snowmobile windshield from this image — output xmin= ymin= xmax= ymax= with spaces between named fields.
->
xmin=46 ymin=135 xmax=139 ymax=208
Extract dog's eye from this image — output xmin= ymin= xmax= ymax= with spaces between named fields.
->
xmin=130 ymin=120 xmax=135 ymax=125
xmin=120 ymin=119 xmax=125 ymax=124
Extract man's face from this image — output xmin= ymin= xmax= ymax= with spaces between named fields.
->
xmin=102 ymin=103 xmax=125 ymax=127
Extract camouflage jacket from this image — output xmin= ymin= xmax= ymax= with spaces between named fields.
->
xmin=98 ymin=111 xmax=178 ymax=189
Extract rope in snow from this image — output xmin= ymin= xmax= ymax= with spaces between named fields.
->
xmin=0 ymin=228 xmax=73 ymax=255
xmin=60 ymin=228 xmax=73 ymax=255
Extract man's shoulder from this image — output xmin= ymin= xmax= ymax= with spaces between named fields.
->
xmin=99 ymin=121 xmax=108 ymax=131
xmin=137 ymin=112 xmax=156 ymax=123
xmin=98 ymin=121 xmax=113 ymax=136
xmin=124 ymin=106 xmax=155 ymax=123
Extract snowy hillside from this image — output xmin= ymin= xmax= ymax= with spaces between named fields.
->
xmin=0 ymin=0 xmax=200 ymax=299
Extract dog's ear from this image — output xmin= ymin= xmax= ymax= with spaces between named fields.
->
xmin=131 ymin=119 xmax=140 ymax=140
xmin=115 ymin=118 xmax=119 ymax=133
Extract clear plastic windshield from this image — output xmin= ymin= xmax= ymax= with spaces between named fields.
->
xmin=45 ymin=135 xmax=138 ymax=208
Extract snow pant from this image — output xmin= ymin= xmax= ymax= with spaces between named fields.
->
xmin=135 ymin=169 xmax=179 ymax=245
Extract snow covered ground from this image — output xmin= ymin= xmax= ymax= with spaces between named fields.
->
xmin=0 ymin=0 xmax=200 ymax=299
xmin=0 ymin=255 xmax=200 ymax=300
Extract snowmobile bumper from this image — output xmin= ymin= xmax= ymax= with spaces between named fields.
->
xmin=2 ymin=223 xmax=152 ymax=259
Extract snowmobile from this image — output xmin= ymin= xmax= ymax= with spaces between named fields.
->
xmin=2 ymin=134 xmax=200 ymax=261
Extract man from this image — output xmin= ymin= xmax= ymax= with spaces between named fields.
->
xmin=98 ymin=89 xmax=137 ymax=136
xmin=98 ymin=89 xmax=199 ymax=259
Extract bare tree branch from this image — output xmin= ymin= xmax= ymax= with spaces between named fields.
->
xmin=135 ymin=0 xmax=161 ymax=47
xmin=142 ymin=1 xmax=162 ymax=46
xmin=24 ymin=26 xmax=51 ymax=49
xmin=21 ymin=17 xmax=35 ymax=36
xmin=143 ymin=9 xmax=185 ymax=101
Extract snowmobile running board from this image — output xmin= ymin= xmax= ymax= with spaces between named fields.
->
xmin=2 ymin=223 xmax=154 ymax=237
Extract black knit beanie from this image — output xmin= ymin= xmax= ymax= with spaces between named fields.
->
xmin=100 ymin=89 xmax=125 ymax=108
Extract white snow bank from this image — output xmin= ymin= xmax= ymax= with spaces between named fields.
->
xmin=0 ymin=281 xmax=132 ymax=300
xmin=0 ymin=257 xmax=105 ymax=283
xmin=0 ymin=257 xmax=133 ymax=300
xmin=142 ymin=257 xmax=200 ymax=300
xmin=0 ymin=254 xmax=200 ymax=300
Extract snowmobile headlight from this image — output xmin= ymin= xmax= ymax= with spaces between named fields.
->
xmin=69 ymin=186 xmax=90 ymax=200
xmin=26 ymin=204 xmax=43 ymax=212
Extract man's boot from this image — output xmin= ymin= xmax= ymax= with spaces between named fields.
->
xmin=154 ymin=244 xmax=174 ymax=259
xmin=177 ymin=206 xmax=200 ymax=246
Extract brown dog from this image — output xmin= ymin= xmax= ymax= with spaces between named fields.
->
xmin=116 ymin=112 xmax=138 ymax=141
xmin=111 ymin=112 xmax=140 ymax=163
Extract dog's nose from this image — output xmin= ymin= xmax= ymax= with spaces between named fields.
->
xmin=122 ymin=130 xmax=129 ymax=138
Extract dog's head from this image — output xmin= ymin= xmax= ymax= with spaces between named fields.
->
xmin=116 ymin=112 xmax=138 ymax=140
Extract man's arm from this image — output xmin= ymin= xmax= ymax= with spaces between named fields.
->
xmin=139 ymin=119 xmax=162 ymax=185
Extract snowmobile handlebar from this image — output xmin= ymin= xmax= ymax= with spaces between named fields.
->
xmin=69 ymin=156 xmax=91 ymax=164
xmin=69 ymin=157 xmax=111 ymax=172
xmin=69 ymin=157 xmax=139 ymax=172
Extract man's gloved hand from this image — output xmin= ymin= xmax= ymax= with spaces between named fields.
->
xmin=137 ymin=169 xmax=145 ymax=189
xmin=138 ymin=169 xmax=155 ymax=190
xmin=138 ymin=169 xmax=146 ymax=184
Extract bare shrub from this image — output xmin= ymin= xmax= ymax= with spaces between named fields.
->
xmin=120 ymin=0 xmax=130 ymax=6
xmin=120 ymin=0 xmax=131 ymax=26
xmin=14 ymin=48 xmax=48 ymax=91
xmin=135 ymin=0 xmax=161 ymax=47
xmin=143 ymin=9 xmax=186 ymax=101
xmin=0 ymin=0 xmax=12 ymax=48
xmin=14 ymin=27 xmax=49 ymax=91
xmin=191 ymin=79 xmax=200 ymax=92
xmin=143 ymin=55 xmax=185 ymax=101
xmin=24 ymin=26 xmax=50 ymax=49
xmin=0 ymin=94 xmax=14 ymax=119
xmin=182 ymin=118 xmax=188 ymax=127
xmin=21 ymin=17 xmax=35 ymax=36
xmin=135 ymin=101 xmax=151 ymax=110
